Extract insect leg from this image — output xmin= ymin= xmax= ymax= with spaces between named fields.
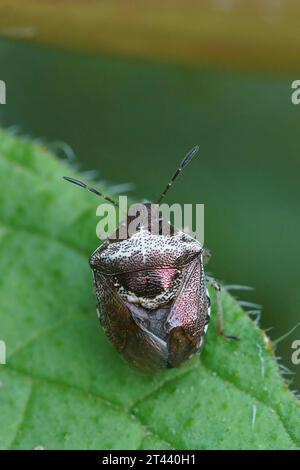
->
xmin=202 ymin=247 xmax=211 ymax=265
xmin=205 ymin=276 xmax=240 ymax=341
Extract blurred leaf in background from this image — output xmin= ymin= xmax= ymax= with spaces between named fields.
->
xmin=1 ymin=0 xmax=300 ymax=73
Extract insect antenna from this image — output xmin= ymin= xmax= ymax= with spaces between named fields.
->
xmin=156 ymin=145 xmax=199 ymax=204
xmin=63 ymin=176 xmax=119 ymax=207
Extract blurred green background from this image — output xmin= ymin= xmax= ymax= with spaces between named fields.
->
xmin=0 ymin=2 xmax=300 ymax=392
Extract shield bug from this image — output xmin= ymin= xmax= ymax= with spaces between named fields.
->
xmin=63 ymin=147 xmax=238 ymax=372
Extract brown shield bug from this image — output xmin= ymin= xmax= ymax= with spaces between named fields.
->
xmin=63 ymin=147 xmax=238 ymax=372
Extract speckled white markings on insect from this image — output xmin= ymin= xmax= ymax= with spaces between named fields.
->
xmin=139 ymin=226 xmax=147 ymax=264
xmin=95 ymin=230 xmax=202 ymax=274
xmin=114 ymin=272 xmax=182 ymax=310
xmin=204 ymin=287 xmax=211 ymax=334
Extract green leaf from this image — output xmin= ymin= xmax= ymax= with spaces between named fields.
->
xmin=0 ymin=128 xmax=299 ymax=450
